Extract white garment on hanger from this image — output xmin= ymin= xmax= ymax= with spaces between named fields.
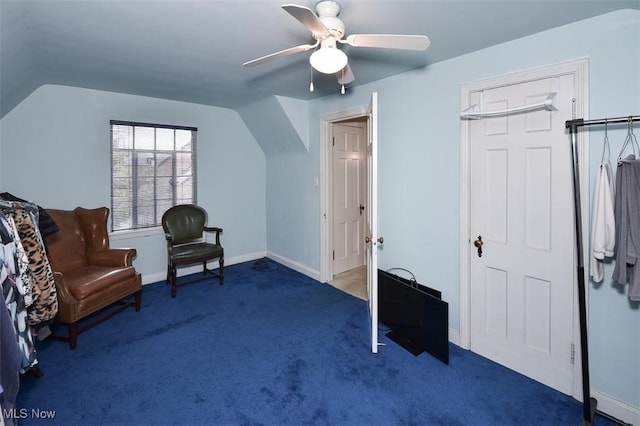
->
xmin=604 ymin=161 xmax=615 ymax=199
xmin=590 ymin=160 xmax=616 ymax=282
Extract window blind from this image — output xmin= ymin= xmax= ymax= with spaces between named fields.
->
xmin=110 ymin=120 xmax=197 ymax=232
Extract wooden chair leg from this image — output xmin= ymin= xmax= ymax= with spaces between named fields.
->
xmin=134 ymin=289 xmax=142 ymax=311
xmin=219 ymin=256 xmax=224 ymax=285
xmin=170 ymin=264 xmax=177 ymax=298
xmin=68 ymin=323 xmax=78 ymax=350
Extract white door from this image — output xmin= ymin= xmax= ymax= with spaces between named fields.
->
xmin=332 ymin=122 xmax=366 ymax=275
xmin=468 ymin=75 xmax=576 ymax=394
xmin=366 ymin=92 xmax=380 ymax=354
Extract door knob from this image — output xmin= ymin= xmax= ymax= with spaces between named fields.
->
xmin=365 ymin=236 xmax=384 ymax=244
xmin=473 ymin=235 xmax=483 ymax=257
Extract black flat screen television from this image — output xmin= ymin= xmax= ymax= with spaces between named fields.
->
xmin=378 ymin=269 xmax=449 ymax=364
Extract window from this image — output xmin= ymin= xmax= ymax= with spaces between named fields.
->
xmin=110 ymin=120 xmax=197 ymax=232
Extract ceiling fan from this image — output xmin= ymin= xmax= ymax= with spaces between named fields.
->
xmin=243 ymin=1 xmax=431 ymax=89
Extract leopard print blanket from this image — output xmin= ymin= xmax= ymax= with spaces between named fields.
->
xmin=10 ymin=207 xmax=58 ymax=326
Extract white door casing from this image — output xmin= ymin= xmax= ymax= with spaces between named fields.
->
xmin=332 ymin=122 xmax=366 ymax=275
xmin=460 ymin=60 xmax=588 ymax=397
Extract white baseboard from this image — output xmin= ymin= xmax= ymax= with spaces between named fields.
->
xmin=141 ymin=250 xmax=319 ymax=285
xmin=265 ymin=251 xmax=320 ymax=281
xmin=141 ymin=251 xmax=267 ymax=285
xmin=592 ymin=390 xmax=640 ymax=425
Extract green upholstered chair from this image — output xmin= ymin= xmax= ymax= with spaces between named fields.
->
xmin=161 ymin=204 xmax=224 ymax=297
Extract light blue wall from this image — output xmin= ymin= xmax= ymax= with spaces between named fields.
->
xmin=0 ymin=85 xmax=267 ymax=280
xmin=266 ymin=146 xmax=321 ymax=271
xmin=278 ymin=9 xmax=637 ymax=409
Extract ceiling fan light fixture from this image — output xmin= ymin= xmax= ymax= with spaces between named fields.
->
xmin=309 ymin=46 xmax=347 ymax=74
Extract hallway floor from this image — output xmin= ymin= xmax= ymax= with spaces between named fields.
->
xmin=329 ymin=265 xmax=367 ymax=300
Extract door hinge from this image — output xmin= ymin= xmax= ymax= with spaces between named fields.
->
xmin=332 ymin=250 xmax=335 ymax=260
xmin=332 ymin=137 xmax=335 ymax=146
xmin=570 ymin=343 xmax=575 ymax=364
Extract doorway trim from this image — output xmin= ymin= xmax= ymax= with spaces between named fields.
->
xmin=459 ymin=58 xmax=589 ymax=399
xmin=320 ymin=105 xmax=369 ymax=284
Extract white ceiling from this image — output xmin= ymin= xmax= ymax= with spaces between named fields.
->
xmin=1 ymin=0 xmax=638 ymax=117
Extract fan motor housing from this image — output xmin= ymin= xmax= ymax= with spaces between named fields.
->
xmin=315 ymin=0 xmax=340 ymax=17
xmin=316 ymin=1 xmax=345 ymax=39
xmin=317 ymin=16 xmax=345 ymax=39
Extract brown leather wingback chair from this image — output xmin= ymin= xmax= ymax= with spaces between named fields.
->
xmin=45 ymin=207 xmax=142 ymax=349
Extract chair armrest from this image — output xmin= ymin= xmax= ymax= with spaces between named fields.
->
xmin=52 ymin=272 xmax=77 ymax=304
xmin=52 ymin=272 xmax=79 ymax=322
xmin=204 ymin=227 xmax=223 ymax=245
xmin=89 ymin=248 xmax=137 ymax=267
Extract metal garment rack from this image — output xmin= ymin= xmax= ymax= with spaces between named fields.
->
xmin=565 ymin=115 xmax=640 ymax=425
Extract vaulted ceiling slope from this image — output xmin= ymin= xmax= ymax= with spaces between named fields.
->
xmin=1 ymin=0 xmax=638 ymax=118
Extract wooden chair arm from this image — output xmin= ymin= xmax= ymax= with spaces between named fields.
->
xmin=204 ymin=227 xmax=223 ymax=245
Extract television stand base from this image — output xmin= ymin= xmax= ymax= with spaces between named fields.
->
xmin=386 ymin=330 xmax=425 ymax=356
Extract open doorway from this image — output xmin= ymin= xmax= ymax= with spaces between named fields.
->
xmin=320 ymin=111 xmax=369 ymax=301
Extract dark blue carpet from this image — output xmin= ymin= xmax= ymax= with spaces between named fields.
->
xmin=16 ymin=259 xmax=608 ymax=425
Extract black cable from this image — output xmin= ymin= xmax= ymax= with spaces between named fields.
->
xmin=385 ymin=267 xmax=417 ymax=284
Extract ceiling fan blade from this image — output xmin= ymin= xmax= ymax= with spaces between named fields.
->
xmin=343 ymin=34 xmax=431 ymax=51
xmin=336 ymin=64 xmax=355 ymax=85
xmin=243 ymin=42 xmax=318 ymax=67
xmin=282 ymin=4 xmax=329 ymax=38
